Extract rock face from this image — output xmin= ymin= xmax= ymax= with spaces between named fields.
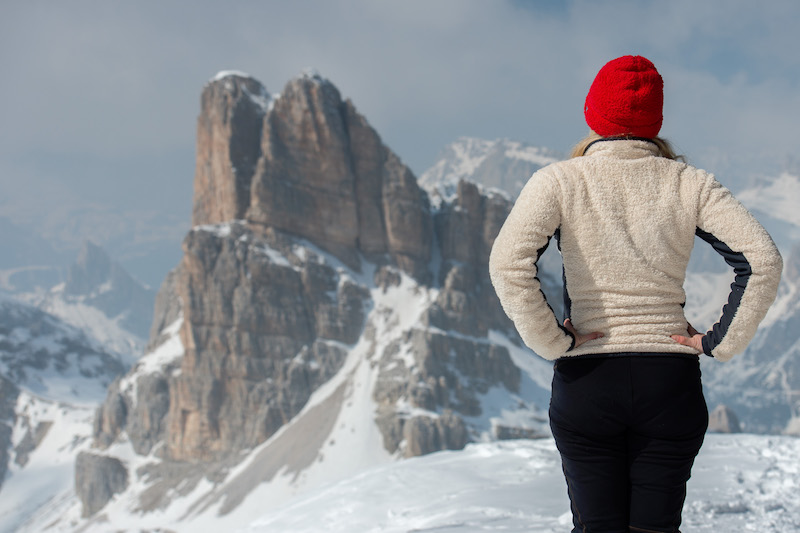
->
xmin=75 ymin=452 xmax=128 ymax=517
xmin=0 ymin=374 xmax=19 ymax=490
xmin=429 ymin=180 xmax=515 ymax=335
xmin=166 ymin=223 xmax=365 ymax=461
xmin=708 ymin=404 xmax=742 ymax=433
xmin=193 ymin=74 xmax=268 ymax=227
xmin=374 ymin=328 xmax=518 ymax=456
xmin=83 ymin=70 xmax=535 ymax=517
xmin=194 ymin=71 xmax=432 ymax=280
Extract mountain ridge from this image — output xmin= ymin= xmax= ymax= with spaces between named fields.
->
xmin=53 ymin=70 xmax=555 ymax=528
xmin=5 ymin=68 xmax=799 ymax=532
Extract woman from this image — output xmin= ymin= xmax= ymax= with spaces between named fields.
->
xmin=489 ymin=55 xmax=783 ymax=532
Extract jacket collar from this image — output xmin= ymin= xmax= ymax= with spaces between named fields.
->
xmin=583 ymin=137 xmax=661 ymax=158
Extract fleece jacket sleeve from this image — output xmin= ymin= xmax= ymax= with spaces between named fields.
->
xmin=489 ymin=170 xmax=575 ymax=360
xmin=695 ymin=172 xmax=783 ymax=362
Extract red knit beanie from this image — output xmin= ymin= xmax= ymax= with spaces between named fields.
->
xmin=584 ymin=55 xmax=663 ymax=138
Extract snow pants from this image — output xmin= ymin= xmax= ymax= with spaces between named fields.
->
xmin=549 ymin=354 xmax=708 ymax=533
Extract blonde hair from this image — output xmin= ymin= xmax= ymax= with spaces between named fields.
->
xmin=570 ymin=132 xmax=685 ymax=162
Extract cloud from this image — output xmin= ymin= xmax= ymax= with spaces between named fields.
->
xmin=1 ymin=0 xmax=798 ymax=193
xmin=1 ymin=0 xmax=797 ymax=286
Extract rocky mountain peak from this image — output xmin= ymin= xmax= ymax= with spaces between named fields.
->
xmin=192 ymin=72 xmax=272 ymax=227
xmin=420 ymin=136 xmax=562 ymax=201
xmin=80 ymin=72 xmax=541 ymax=521
xmin=299 ymin=67 xmax=331 ymax=84
xmin=195 ymin=69 xmax=432 ymax=279
xmin=64 ymin=241 xmax=113 ymax=296
xmin=59 ymin=241 xmax=154 ymax=340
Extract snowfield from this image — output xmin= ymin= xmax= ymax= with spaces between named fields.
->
xmin=2 ymin=156 xmax=798 ymax=532
xmin=240 ymin=434 xmax=800 ymax=533
xmin=0 ymin=394 xmax=96 ymax=533
xmin=4 ymin=421 xmax=800 ymax=532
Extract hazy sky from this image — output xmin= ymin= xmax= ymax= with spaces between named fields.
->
xmin=1 ymin=0 xmax=799 ymax=282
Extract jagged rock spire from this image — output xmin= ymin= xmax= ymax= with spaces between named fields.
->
xmin=193 ymin=71 xmax=432 ymax=279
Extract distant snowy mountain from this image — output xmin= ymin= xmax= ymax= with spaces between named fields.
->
xmin=16 ymin=241 xmax=154 ymax=365
xmin=421 ymin=136 xmax=800 ymax=435
xmin=418 ymin=137 xmax=561 ymax=203
xmin=736 ymin=171 xmax=800 ymax=248
xmin=0 ymin=296 xmax=125 ymax=404
xmin=697 ymin=244 xmax=800 ymax=434
xmin=0 ymin=243 xmax=154 ymax=531
xmin=0 ymin=294 xmax=125 ymax=528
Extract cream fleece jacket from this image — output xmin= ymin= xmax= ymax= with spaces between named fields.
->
xmin=489 ymin=139 xmax=783 ymax=361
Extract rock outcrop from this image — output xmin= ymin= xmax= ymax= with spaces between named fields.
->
xmin=194 ymin=71 xmax=432 ymax=280
xmin=164 ymin=71 xmax=461 ymax=462
xmin=708 ymin=404 xmax=742 ymax=433
xmin=167 ymin=223 xmax=365 ymax=461
xmin=428 ymin=180 xmax=513 ymax=335
xmin=82 ymin=70 xmax=535 ymax=517
xmin=0 ymin=374 xmax=19 ymax=490
xmin=374 ymin=327 xmax=518 ymax=456
xmin=75 ymin=452 xmax=128 ymax=517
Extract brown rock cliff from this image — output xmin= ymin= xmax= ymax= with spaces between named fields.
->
xmin=85 ymin=70 xmax=525 ymax=517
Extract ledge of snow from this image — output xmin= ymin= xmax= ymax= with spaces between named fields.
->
xmin=211 ymin=70 xmax=255 ymax=82
xmin=299 ymin=67 xmax=332 ymax=86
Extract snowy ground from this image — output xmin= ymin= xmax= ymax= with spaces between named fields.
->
xmin=3 ymin=221 xmax=798 ymax=532
xmin=0 ymin=393 xmax=96 ymax=533
xmin=240 ymin=434 xmax=800 ymax=533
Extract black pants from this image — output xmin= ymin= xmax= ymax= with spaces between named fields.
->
xmin=549 ymin=355 xmax=708 ymax=533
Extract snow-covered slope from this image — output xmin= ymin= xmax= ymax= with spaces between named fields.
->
xmin=240 ymin=434 xmax=800 ymax=533
xmin=19 ymin=288 xmax=145 ymax=369
xmin=0 ymin=392 xmax=96 ymax=533
xmin=0 ymin=314 xmax=179 ymax=533
xmin=9 ymin=221 xmax=553 ymax=532
xmin=11 ymin=241 xmax=154 ymax=367
xmin=4 ymin=249 xmax=797 ymax=531
xmin=0 ymin=243 xmax=149 ymax=529
xmin=6 ymin=127 xmax=799 ymax=533
xmin=419 ymin=137 xmax=561 ymax=203
xmin=737 ymin=171 xmax=800 ymax=247
xmin=0 ymin=295 xmax=126 ymax=532
xmin=0 ymin=296 xmax=125 ymax=404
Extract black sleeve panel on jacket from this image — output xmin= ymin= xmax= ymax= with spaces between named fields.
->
xmin=695 ymin=227 xmax=752 ymax=357
xmin=555 ymin=228 xmax=573 ymax=322
xmin=535 ymin=232 xmax=576 ymax=350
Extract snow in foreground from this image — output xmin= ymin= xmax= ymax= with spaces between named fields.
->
xmin=240 ymin=434 xmax=800 ymax=533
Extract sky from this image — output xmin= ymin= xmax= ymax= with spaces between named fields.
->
xmin=1 ymin=0 xmax=799 ymax=285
